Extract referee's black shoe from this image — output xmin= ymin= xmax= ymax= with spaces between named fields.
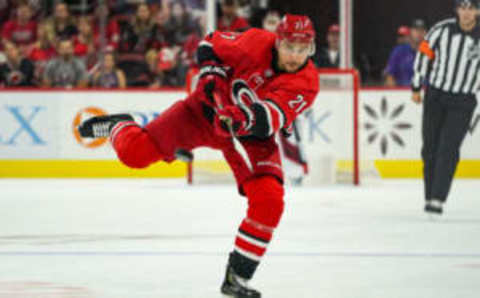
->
xmin=425 ymin=200 xmax=443 ymax=215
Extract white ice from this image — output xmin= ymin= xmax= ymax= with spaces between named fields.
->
xmin=0 ymin=179 xmax=479 ymax=298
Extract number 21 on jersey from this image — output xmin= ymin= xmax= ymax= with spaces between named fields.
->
xmin=289 ymin=95 xmax=307 ymax=113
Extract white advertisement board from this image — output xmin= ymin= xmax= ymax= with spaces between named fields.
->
xmin=0 ymin=89 xmax=479 ymax=178
xmin=0 ymin=94 xmax=59 ymax=159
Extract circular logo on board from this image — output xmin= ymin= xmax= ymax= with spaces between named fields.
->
xmin=72 ymin=106 xmax=108 ymax=148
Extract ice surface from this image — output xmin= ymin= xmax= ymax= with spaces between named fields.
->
xmin=0 ymin=179 xmax=479 ymax=298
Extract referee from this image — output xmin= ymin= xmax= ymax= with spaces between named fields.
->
xmin=412 ymin=0 xmax=479 ymax=215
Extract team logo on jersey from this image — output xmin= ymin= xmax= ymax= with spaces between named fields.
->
xmin=467 ymin=43 xmax=480 ymax=60
xmin=231 ymin=79 xmax=259 ymax=106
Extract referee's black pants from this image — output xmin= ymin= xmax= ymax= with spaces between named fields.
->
xmin=422 ymin=87 xmax=477 ymax=202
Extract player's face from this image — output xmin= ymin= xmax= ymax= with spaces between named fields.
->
xmin=457 ymin=5 xmax=478 ymax=28
xmin=277 ymin=39 xmax=312 ymax=73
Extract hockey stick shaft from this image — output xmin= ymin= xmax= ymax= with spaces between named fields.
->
xmin=212 ymin=92 xmax=253 ymax=172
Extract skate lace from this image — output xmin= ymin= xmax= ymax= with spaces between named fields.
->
xmin=92 ymin=122 xmax=111 ymax=137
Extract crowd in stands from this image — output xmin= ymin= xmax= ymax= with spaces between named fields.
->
xmin=0 ymin=0 xmax=427 ymax=89
xmin=0 ymin=0 xmax=205 ymax=88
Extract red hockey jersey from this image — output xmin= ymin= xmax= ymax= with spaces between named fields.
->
xmin=202 ymin=28 xmax=319 ymax=135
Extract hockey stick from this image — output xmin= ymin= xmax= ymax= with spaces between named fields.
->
xmin=212 ymin=92 xmax=253 ymax=172
xmin=292 ymin=118 xmax=308 ymax=174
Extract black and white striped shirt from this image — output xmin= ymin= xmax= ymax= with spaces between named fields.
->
xmin=412 ymin=17 xmax=480 ymax=95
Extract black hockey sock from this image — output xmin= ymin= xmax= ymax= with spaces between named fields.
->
xmin=229 ymin=251 xmax=259 ymax=280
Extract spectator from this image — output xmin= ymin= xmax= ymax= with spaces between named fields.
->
xmin=1 ymin=3 xmax=37 ymax=50
xmin=0 ymin=41 xmax=35 ymax=87
xmin=314 ymin=24 xmax=340 ymax=68
xmin=217 ymin=0 xmax=249 ymax=32
xmin=93 ymin=3 xmax=120 ymax=51
xmin=236 ymin=0 xmax=252 ymax=19
xmin=130 ymin=3 xmax=156 ymax=53
xmin=114 ymin=4 xmax=155 ymax=86
xmin=262 ymin=10 xmax=281 ymax=33
xmin=397 ymin=25 xmax=410 ymax=45
xmin=157 ymin=46 xmax=187 ymax=86
xmin=28 ymin=21 xmax=56 ymax=84
xmin=42 ymin=38 xmax=87 ymax=88
xmin=384 ymin=19 xmax=427 ymax=87
xmin=410 ymin=18 xmax=427 ymax=43
xmin=44 ymin=2 xmax=78 ymax=40
xmin=29 ymin=21 xmax=56 ymax=61
xmin=91 ymin=52 xmax=126 ymax=88
xmin=150 ymin=6 xmax=171 ymax=50
xmin=73 ymin=16 xmax=97 ymax=72
xmin=145 ymin=48 xmax=162 ymax=87
xmin=179 ymin=32 xmax=200 ymax=68
xmin=164 ymin=0 xmax=202 ymax=45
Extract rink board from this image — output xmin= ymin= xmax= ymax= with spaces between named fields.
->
xmin=0 ymin=160 xmax=186 ymax=178
xmin=0 ymin=89 xmax=479 ymax=178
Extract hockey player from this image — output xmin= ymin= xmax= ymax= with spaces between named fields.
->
xmin=78 ymin=14 xmax=319 ymax=298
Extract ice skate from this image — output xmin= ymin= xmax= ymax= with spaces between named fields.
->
xmin=221 ymin=262 xmax=261 ymax=298
xmin=78 ymin=114 xmax=134 ymax=138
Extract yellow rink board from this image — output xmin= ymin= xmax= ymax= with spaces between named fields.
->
xmin=374 ymin=160 xmax=480 ymax=178
xmin=0 ymin=159 xmax=479 ymax=178
xmin=0 ymin=160 xmax=187 ymax=178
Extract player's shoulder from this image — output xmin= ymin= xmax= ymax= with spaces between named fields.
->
xmin=298 ymin=61 xmax=320 ymax=94
xmin=300 ymin=60 xmax=320 ymax=81
xmin=427 ymin=18 xmax=456 ymax=35
xmin=241 ymin=28 xmax=276 ymax=41
xmin=235 ymin=28 xmax=277 ymax=58
xmin=432 ymin=17 xmax=457 ymax=28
